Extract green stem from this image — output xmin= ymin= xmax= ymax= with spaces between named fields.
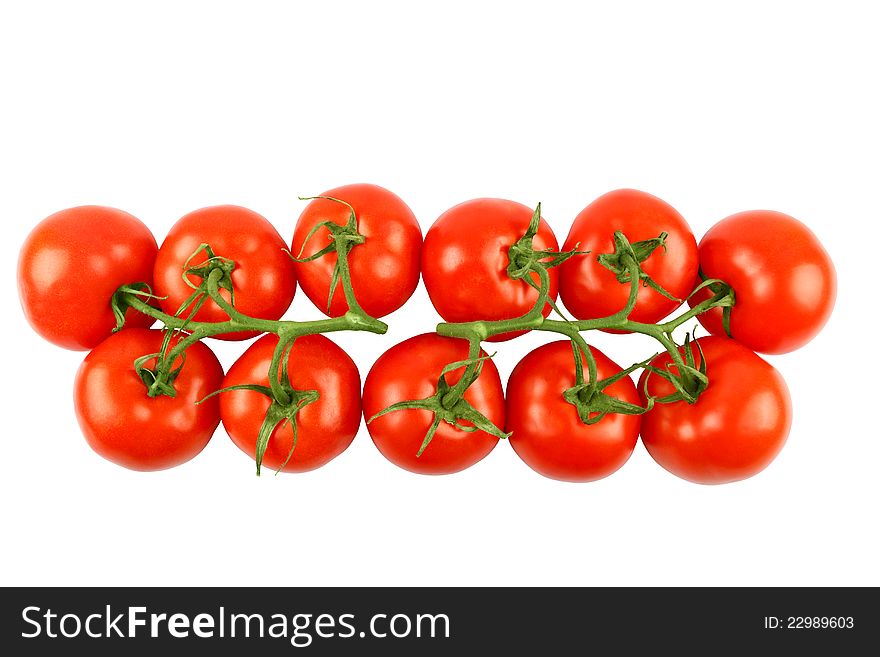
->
xmin=377 ymin=227 xmax=735 ymax=459
xmin=436 ymin=261 xmax=553 ymax=342
xmin=121 ymin=273 xmax=387 ymax=400
xmin=440 ymin=338 xmax=482 ymax=408
xmin=656 ymin=290 xmax=729 ymax=333
xmin=267 ymin=337 xmax=293 ymax=406
xmin=605 ymin=255 xmax=642 ymax=324
xmin=335 ymin=239 xmax=366 ymax=316
xmin=437 ymin=245 xmax=734 ymax=398
xmin=123 ymin=287 xmax=386 ymax=342
xmin=524 ymin=266 xmax=552 ymax=320
xmin=545 ymin=321 xmax=599 ymax=384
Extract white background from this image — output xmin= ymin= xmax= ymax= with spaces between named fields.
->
xmin=1 ymin=1 xmax=877 ymax=587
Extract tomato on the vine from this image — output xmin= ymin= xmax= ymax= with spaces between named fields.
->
xmin=292 ymin=183 xmax=422 ymax=318
xmin=638 ymin=336 xmax=792 ymax=484
xmin=18 ymin=206 xmax=158 ymax=350
xmin=559 ymin=189 xmax=698 ymax=327
xmin=74 ymin=329 xmax=224 ymax=471
xmin=220 ymin=334 xmax=361 ymax=473
xmin=153 ymin=205 xmax=296 ymax=340
xmin=507 ymin=341 xmax=641 ymax=482
xmin=362 ymin=333 xmax=505 ymax=474
xmin=690 ymin=210 xmax=836 ymax=354
xmin=421 ymin=198 xmax=561 ymax=342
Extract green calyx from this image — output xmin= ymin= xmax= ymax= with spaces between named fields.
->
xmin=504 ymin=202 xmax=587 ymax=322
xmin=171 ymin=244 xmax=238 ymax=328
xmin=183 ymin=243 xmax=236 ymax=301
xmin=125 ymin=245 xmax=239 ymax=399
xmin=199 ymin=337 xmax=320 ymax=476
xmin=367 ymin=352 xmax=510 ymax=457
xmin=290 ymin=196 xmax=367 ymax=314
xmin=561 ymin=336 xmax=654 ymax=425
xmin=597 ymin=231 xmax=681 ymax=302
xmin=203 ymin=385 xmax=319 ymax=476
xmin=507 ymin=203 xmax=585 ymax=284
xmin=135 ymin=349 xmax=186 ymax=399
xmin=642 ymin=333 xmax=709 ymax=405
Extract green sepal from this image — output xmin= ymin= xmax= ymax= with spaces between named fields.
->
xmin=198 ymin=378 xmax=319 ymax=475
xmin=182 ymin=243 xmax=236 ymax=306
xmin=642 ymin=333 xmax=709 ymax=405
xmin=562 ymin=344 xmax=656 ymax=425
xmin=133 ymin=349 xmax=186 ymax=398
xmin=597 ymin=231 xmax=681 ymax=301
xmin=289 ymin=196 xmax=366 ymax=313
xmin=506 ymin=203 xmax=587 ymax=282
xmin=367 ymin=350 xmax=510 ymax=457
xmin=255 ymin=390 xmax=319 ymax=476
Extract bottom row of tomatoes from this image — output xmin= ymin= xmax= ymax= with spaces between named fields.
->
xmin=74 ymin=328 xmax=791 ymax=484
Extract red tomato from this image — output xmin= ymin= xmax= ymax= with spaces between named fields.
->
xmin=74 ymin=329 xmax=223 ymax=471
xmin=638 ymin=336 xmax=791 ymax=484
xmin=422 ymin=199 xmax=561 ymax=342
xmin=292 ymin=184 xmax=422 ymax=318
xmin=507 ymin=341 xmax=641 ymax=482
xmin=154 ymin=205 xmax=296 ymax=340
xmin=690 ymin=210 xmax=836 ymax=354
xmin=559 ymin=189 xmax=698 ymax=327
xmin=362 ymin=333 xmax=505 ymax=474
xmin=18 ymin=206 xmax=158 ymax=350
xmin=221 ymin=334 xmax=361 ymax=473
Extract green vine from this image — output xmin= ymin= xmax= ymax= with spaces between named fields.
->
xmin=113 ymin=198 xmax=736 ymax=469
xmin=376 ymin=208 xmax=736 ymax=448
xmin=111 ymin=198 xmax=387 ymax=474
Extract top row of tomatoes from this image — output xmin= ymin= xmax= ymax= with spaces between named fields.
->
xmin=18 ymin=183 xmax=836 ymax=356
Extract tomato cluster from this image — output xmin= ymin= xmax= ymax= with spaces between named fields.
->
xmin=18 ymin=185 xmax=835 ymax=484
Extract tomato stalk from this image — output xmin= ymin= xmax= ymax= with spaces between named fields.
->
xmin=111 ymin=205 xmax=387 ymax=473
xmin=118 ymin=269 xmax=386 ymax=397
xmin=429 ymin=222 xmax=737 ymax=444
xmin=439 ymin=339 xmax=483 ymax=409
xmin=289 ymin=195 xmax=369 ymax=317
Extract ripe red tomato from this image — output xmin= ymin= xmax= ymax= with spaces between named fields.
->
xmin=362 ymin=333 xmax=505 ymax=474
xmin=507 ymin=341 xmax=641 ymax=482
xmin=559 ymin=189 xmax=698 ymax=327
xmin=638 ymin=336 xmax=792 ymax=484
xmin=421 ymin=198 xmax=561 ymax=342
xmin=292 ymin=184 xmax=422 ymax=318
xmin=220 ymin=334 xmax=361 ymax=473
xmin=690 ymin=210 xmax=836 ymax=354
xmin=154 ymin=205 xmax=296 ymax=340
xmin=18 ymin=206 xmax=158 ymax=350
xmin=74 ymin=329 xmax=224 ymax=471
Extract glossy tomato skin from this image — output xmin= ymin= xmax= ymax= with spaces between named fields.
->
xmin=362 ymin=333 xmax=505 ymax=475
xmin=154 ymin=205 xmax=296 ymax=340
xmin=559 ymin=189 xmax=698 ymax=328
xmin=74 ymin=329 xmax=224 ymax=471
xmin=292 ymin=184 xmax=422 ymax=318
xmin=507 ymin=341 xmax=641 ymax=482
xmin=422 ymin=198 xmax=560 ymax=342
xmin=221 ymin=334 xmax=361 ymax=473
xmin=638 ymin=336 xmax=792 ymax=485
xmin=18 ymin=206 xmax=158 ymax=350
xmin=690 ymin=210 xmax=836 ymax=354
